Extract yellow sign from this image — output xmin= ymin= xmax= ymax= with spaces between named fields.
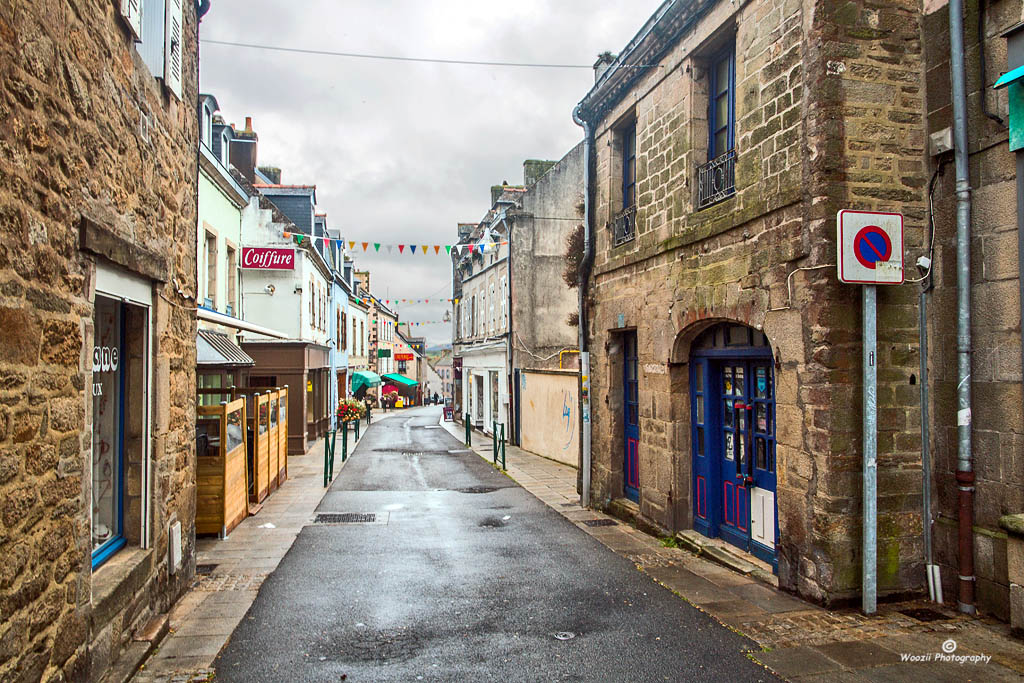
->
xmin=307 ymin=380 xmax=312 ymax=392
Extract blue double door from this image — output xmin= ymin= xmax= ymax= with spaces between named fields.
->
xmin=691 ymin=352 xmax=778 ymax=567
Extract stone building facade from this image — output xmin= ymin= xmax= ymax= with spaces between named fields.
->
xmin=921 ymin=0 xmax=1024 ymax=621
xmin=0 ymin=0 xmax=200 ymax=679
xmin=577 ymin=0 xmax=928 ymax=605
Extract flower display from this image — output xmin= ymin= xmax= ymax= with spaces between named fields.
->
xmin=336 ymin=398 xmax=366 ymax=423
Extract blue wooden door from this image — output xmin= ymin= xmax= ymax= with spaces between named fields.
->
xmin=690 ymin=324 xmax=778 ymax=569
xmin=623 ymin=333 xmax=640 ymax=502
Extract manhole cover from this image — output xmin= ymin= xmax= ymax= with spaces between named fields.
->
xmin=314 ymin=513 xmax=377 ymax=524
xmin=554 ymin=632 xmax=576 ymax=641
xmin=195 ymin=563 xmax=217 ymax=575
xmin=456 ymin=486 xmax=499 ymax=494
xmin=582 ymin=519 xmax=617 ymax=527
xmin=899 ymin=607 xmax=949 ymax=622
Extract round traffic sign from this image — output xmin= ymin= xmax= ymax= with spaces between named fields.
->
xmin=853 ymin=225 xmax=892 ymax=269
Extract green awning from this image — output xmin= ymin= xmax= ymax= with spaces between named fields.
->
xmin=381 ymin=373 xmax=417 ymax=387
xmin=994 ymin=64 xmax=1024 ymax=89
xmin=351 ymin=371 xmax=381 ymax=393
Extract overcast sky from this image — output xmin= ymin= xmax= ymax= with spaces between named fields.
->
xmin=200 ymin=0 xmax=662 ymax=346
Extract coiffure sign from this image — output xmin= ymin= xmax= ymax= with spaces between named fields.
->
xmin=241 ymin=247 xmax=295 ymax=270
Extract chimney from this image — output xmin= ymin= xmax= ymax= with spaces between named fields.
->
xmin=258 ymin=166 xmax=282 ymax=184
xmin=229 ymin=116 xmax=259 ymax=183
xmin=594 ymin=51 xmax=616 ymax=82
xmin=354 ymin=270 xmax=370 ymax=296
xmin=523 ymin=159 xmax=557 ymax=187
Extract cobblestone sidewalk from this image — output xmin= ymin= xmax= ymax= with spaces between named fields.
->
xmin=442 ymin=418 xmax=1024 ymax=681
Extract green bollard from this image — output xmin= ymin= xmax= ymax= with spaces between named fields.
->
xmin=465 ymin=414 xmax=471 ymax=447
xmin=342 ymin=423 xmax=349 ymax=462
xmin=492 ymin=421 xmax=498 ymax=465
xmin=324 ymin=429 xmax=336 ymax=487
xmin=355 ymin=418 xmax=360 ymax=441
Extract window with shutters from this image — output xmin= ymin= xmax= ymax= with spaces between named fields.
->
xmin=501 ymin=277 xmax=507 ymax=330
xmin=164 ymin=0 xmax=183 ymax=99
xmin=119 ymin=0 xmax=143 ymax=40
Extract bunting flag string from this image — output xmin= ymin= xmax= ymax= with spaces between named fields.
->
xmin=280 ymin=231 xmax=508 ymax=255
xmin=397 ymin=320 xmax=448 ymax=326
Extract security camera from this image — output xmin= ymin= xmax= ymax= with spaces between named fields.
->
xmin=265 ymin=284 xmax=276 ymax=295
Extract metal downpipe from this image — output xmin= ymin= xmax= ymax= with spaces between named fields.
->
xmin=948 ymin=0 xmax=976 ymax=615
xmin=572 ymin=104 xmax=594 ymax=508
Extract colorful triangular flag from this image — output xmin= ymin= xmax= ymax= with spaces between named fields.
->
xmin=387 ymin=245 xmax=393 ymax=254
xmin=295 ymin=235 xmax=304 ymax=243
xmin=398 ymin=245 xmax=405 ymax=253
xmin=374 ymin=243 xmax=381 ymax=252
xmin=348 ymin=241 xmax=355 ymax=250
xmin=434 ymin=245 xmax=440 ymax=254
xmin=283 ymin=231 xmax=291 ymax=238
xmin=362 ymin=242 xmax=369 ymax=251
xmin=445 ymin=245 xmax=452 ymax=255
xmin=421 ymin=245 xmax=428 ymax=254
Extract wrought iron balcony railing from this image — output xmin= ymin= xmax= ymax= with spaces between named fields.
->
xmin=612 ymin=205 xmax=637 ymax=247
xmin=697 ymin=148 xmax=737 ymax=210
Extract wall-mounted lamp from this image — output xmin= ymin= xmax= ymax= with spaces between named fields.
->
xmin=265 ymin=284 xmax=276 ymax=295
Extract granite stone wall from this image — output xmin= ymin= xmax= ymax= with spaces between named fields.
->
xmin=0 ymin=1 xmax=198 ymax=679
xmin=584 ymin=0 xmax=928 ymax=605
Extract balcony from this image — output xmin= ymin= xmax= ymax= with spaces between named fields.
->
xmin=612 ymin=205 xmax=637 ymax=247
xmin=697 ymin=149 xmax=737 ymax=210
xmin=225 ymin=303 xmax=234 ymax=317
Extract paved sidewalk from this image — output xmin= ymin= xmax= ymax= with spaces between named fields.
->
xmin=442 ymin=417 xmax=1024 ymax=681
xmin=133 ymin=417 xmax=388 ymax=682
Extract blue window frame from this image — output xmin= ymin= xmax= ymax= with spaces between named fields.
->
xmin=621 ymin=121 xmax=637 ymax=209
xmin=708 ymin=45 xmax=735 ymax=160
xmin=92 ymin=296 xmax=127 ymax=569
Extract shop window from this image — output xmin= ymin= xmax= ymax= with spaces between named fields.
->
xmin=249 ymin=375 xmax=278 ymax=388
xmin=92 ymin=295 xmax=149 ymax=569
xmin=398 ymin=360 xmax=407 ymax=373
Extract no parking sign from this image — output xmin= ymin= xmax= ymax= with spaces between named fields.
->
xmin=837 ymin=210 xmax=904 ymax=284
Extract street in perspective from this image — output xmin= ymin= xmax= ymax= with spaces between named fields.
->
xmin=4 ymin=0 xmax=1024 ymax=681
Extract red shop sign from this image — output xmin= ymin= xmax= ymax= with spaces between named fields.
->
xmin=395 ymin=353 xmax=414 ymax=361
xmin=241 ymin=247 xmax=295 ymax=270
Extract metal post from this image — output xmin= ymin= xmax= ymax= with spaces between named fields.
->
xmin=342 ymin=422 xmax=349 ymax=462
xmin=355 ymin=418 xmax=360 ymax=441
xmin=863 ymin=285 xmax=878 ymax=615
xmin=500 ymin=423 xmax=506 ymax=470
xmin=465 ymin=413 xmax=471 ymax=447
xmin=581 ymin=352 xmax=591 ymax=507
xmin=492 ymin=421 xmax=498 ymax=465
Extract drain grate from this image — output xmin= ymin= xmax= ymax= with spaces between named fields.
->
xmin=315 ymin=513 xmax=376 ymax=524
xmin=456 ymin=486 xmax=499 ymax=494
xmin=195 ymin=563 xmax=217 ymax=575
xmin=899 ymin=607 xmax=949 ymax=622
xmin=582 ymin=519 xmax=617 ymax=527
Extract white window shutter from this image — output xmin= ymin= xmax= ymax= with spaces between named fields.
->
xmin=120 ymin=0 xmax=143 ymax=40
xmin=164 ymin=0 xmax=183 ymax=99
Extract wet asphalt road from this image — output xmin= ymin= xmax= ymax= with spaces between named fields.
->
xmin=215 ymin=407 xmax=773 ymax=682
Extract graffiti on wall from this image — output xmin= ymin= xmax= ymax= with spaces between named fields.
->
xmin=562 ymin=390 xmax=575 ymax=451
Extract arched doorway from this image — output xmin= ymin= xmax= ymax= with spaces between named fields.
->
xmin=690 ymin=323 xmax=778 ymax=568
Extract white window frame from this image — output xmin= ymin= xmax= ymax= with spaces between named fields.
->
xmin=94 ymin=262 xmax=153 ymax=554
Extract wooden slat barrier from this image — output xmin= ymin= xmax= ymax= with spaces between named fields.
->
xmin=195 ymin=398 xmax=248 ymax=537
xmin=277 ymin=385 xmax=289 ymax=483
xmin=267 ymin=390 xmax=280 ymax=492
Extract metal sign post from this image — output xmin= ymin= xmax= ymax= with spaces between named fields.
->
xmin=837 ymin=209 xmax=904 ymax=616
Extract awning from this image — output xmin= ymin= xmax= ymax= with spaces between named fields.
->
xmin=994 ymin=64 xmax=1024 ymax=89
xmin=381 ymin=373 xmax=417 ymax=387
xmin=197 ymin=329 xmax=254 ymax=367
xmin=351 ymin=370 xmax=382 ymax=393
xmin=197 ymin=306 xmax=288 ymax=339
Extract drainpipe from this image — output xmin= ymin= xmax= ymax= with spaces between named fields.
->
xmin=948 ymin=0 xmax=976 ymax=615
xmin=572 ymin=105 xmax=595 ymax=508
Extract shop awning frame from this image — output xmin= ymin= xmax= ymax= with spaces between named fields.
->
xmin=197 ymin=329 xmax=255 ymax=367
xmin=351 ymin=370 xmax=382 ymax=393
xmin=197 ymin=306 xmax=288 ymax=339
xmin=381 ymin=373 xmax=417 ymax=387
